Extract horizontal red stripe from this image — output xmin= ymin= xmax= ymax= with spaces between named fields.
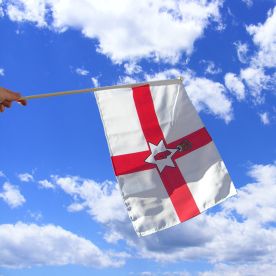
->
xmin=169 ymin=127 xmax=212 ymax=160
xmin=112 ymin=151 xmax=155 ymax=176
xmin=112 ymin=127 xmax=212 ymax=177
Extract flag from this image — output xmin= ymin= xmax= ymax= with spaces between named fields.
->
xmin=95 ymin=79 xmax=236 ymax=236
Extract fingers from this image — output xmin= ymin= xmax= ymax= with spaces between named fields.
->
xmin=0 ymin=100 xmax=13 ymax=112
xmin=0 ymin=87 xmax=21 ymax=101
xmin=17 ymin=98 xmax=27 ymax=106
xmin=2 ymin=100 xmax=12 ymax=108
xmin=0 ymin=87 xmax=27 ymax=112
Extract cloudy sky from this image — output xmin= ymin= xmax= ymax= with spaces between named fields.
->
xmin=0 ymin=0 xmax=276 ymax=275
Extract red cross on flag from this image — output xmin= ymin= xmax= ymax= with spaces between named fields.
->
xmin=95 ymin=79 xmax=236 ymax=236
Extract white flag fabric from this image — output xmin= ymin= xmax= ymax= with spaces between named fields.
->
xmin=95 ymin=79 xmax=236 ymax=236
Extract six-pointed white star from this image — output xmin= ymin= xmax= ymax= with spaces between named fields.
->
xmin=145 ymin=140 xmax=178 ymax=172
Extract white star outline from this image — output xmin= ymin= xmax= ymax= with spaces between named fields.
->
xmin=145 ymin=140 xmax=178 ymax=172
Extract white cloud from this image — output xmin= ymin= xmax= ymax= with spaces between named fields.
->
xmin=27 ymin=210 xmax=43 ymax=221
xmin=247 ymin=7 xmax=276 ymax=68
xmin=0 ymin=182 xmax=26 ymax=208
xmin=0 ymin=222 xmax=126 ymax=268
xmin=67 ymin=202 xmax=85 ymax=212
xmin=6 ymin=0 xmax=47 ymax=27
xmin=91 ymin=77 xmax=99 ymax=87
xmin=232 ymin=8 xmax=276 ymax=103
xmin=0 ymin=68 xmax=4 ymax=76
xmin=234 ymin=42 xmax=249 ymax=64
xmin=259 ymin=112 xmax=270 ymax=125
xmin=144 ymin=69 xmax=233 ymax=123
xmin=5 ymin=0 xmax=223 ymax=63
xmin=124 ymin=62 xmax=142 ymax=75
xmin=38 ymin=179 xmax=55 ymax=189
xmin=242 ymin=0 xmax=253 ymax=7
xmin=118 ymin=75 xmax=141 ymax=85
xmin=0 ymin=171 xmax=5 ymax=178
xmin=185 ymin=77 xmax=233 ymax=123
xmin=200 ymin=263 xmax=276 ymax=276
xmin=18 ymin=172 xmax=34 ymax=182
xmin=0 ymin=0 xmax=3 ymax=17
xmin=224 ymin=72 xmax=245 ymax=101
xmin=223 ymin=163 xmax=276 ymax=224
xmin=240 ymin=66 xmax=271 ymax=102
xmin=162 ymin=273 xmax=190 ymax=276
xmin=202 ymin=60 xmax=222 ymax=75
xmin=140 ymin=272 xmax=155 ymax=276
xmin=52 ymin=176 xmax=127 ymax=223
xmin=75 ymin=68 xmax=89 ymax=76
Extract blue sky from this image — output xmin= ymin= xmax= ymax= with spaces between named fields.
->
xmin=0 ymin=0 xmax=276 ymax=275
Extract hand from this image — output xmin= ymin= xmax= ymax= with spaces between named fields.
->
xmin=0 ymin=87 xmax=27 ymax=112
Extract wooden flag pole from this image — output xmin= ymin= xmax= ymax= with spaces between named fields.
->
xmin=23 ymin=88 xmax=94 ymax=100
xmin=22 ymin=78 xmax=183 ymax=101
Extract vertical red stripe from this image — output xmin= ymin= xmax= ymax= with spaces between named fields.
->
xmin=132 ymin=85 xmax=200 ymax=222
xmin=132 ymin=85 xmax=164 ymax=144
xmin=160 ymin=167 xmax=200 ymax=221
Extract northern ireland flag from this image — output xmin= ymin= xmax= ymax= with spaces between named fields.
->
xmin=95 ymin=79 xmax=236 ymax=236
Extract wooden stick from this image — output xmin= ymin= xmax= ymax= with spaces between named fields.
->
xmin=23 ymin=88 xmax=94 ymax=100
xmin=22 ymin=78 xmax=183 ymax=101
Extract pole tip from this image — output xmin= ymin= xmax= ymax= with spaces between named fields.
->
xmin=178 ymin=76 xmax=184 ymax=82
